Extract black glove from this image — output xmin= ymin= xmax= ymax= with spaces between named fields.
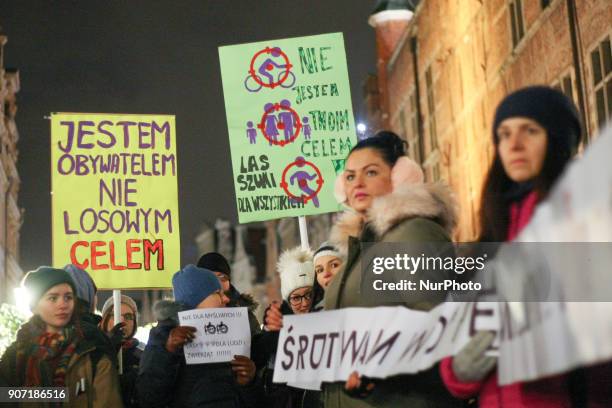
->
xmin=108 ymin=322 xmax=126 ymax=352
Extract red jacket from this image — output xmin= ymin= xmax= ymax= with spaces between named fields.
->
xmin=440 ymin=191 xmax=574 ymax=407
xmin=439 ymin=356 xmax=570 ymax=407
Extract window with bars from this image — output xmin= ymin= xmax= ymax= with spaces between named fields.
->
xmin=509 ymin=0 xmax=525 ymax=49
xmin=590 ymin=36 xmax=612 ymax=130
xmin=409 ymin=92 xmax=422 ymax=164
xmin=424 ymin=163 xmax=441 ymax=183
xmin=400 ymin=92 xmax=422 ymax=164
xmin=399 ymin=110 xmax=408 ymax=140
xmin=432 ymin=163 xmax=440 ymax=182
xmin=552 ymin=71 xmax=575 ymax=104
xmin=425 ymin=67 xmax=438 ymax=152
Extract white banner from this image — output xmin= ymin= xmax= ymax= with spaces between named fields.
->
xmin=178 ymin=307 xmax=251 ymax=364
xmin=273 ymin=302 xmax=500 ymax=385
xmin=493 ymin=125 xmax=612 ymax=384
xmin=497 ymin=302 xmax=612 ymax=385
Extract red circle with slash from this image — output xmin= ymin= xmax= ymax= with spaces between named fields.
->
xmin=257 ymin=102 xmax=302 ymax=146
xmin=279 ymin=157 xmax=324 ymax=203
xmin=248 ymin=47 xmax=293 ymax=89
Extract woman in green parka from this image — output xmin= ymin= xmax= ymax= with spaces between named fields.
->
xmin=322 ymin=131 xmax=463 ymax=408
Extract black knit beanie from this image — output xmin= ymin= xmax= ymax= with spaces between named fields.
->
xmin=23 ymin=266 xmax=77 ymax=310
xmin=493 ymin=86 xmax=581 ymax=157
xmin=197 ymin=252 xmax=231 ymax=277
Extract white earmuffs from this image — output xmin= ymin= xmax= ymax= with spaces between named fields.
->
xmin=333 ymin=156 xmax=424 ymax=204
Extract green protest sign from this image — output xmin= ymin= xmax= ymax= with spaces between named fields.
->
xmin=219 ymin=32 xmax=356 ymax=223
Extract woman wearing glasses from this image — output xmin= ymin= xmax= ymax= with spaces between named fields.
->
xmin=258 ymin=246 xmax=317 ymax=407
xmin=101 ymin=295 xmax=142 ymax=407
xmin=136 ymin=265 xmax=260 ymax=407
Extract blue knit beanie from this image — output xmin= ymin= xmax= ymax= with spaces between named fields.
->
xmin=64 ymin=264 xmax=97 ymax=310
xmin=172 ymin=264 xmax=222 ymax=309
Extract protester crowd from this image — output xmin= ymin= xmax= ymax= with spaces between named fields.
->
xmin=1 ymin=85 xmax=610 ymax=407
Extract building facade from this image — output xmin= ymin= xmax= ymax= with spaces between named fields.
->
xmin=0 ymin=32 xmax=23 ymax=304
xmin=368 ymin=0 xmax=612 ymax=240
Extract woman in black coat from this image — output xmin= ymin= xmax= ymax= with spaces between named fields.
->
xmin=136 ymin=265 xmax=261 ymax=408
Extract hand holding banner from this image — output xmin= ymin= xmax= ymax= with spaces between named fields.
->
xmin=273 ymin=302 xmax=500 ymax=387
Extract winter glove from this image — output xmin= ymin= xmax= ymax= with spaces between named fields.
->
xmin=452 ymin=331 xmax=497 ymax=382
xmin=108 ymin=322 xmax=126 ymax=352
xmin=344 ymin=371 xmax=377 ymax=399
xmin=165 ymin=326 xmax=196 ymax=353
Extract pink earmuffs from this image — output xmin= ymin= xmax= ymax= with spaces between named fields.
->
xmin=334 ymin=156 xmax=424 ymax=204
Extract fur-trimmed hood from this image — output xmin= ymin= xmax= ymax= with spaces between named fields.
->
xmin=227 ymin=285 xmax=259 ymax=312
xmin=329 ymin=183 xmax=457 ymax=254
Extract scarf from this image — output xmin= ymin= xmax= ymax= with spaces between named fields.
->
xmin=503 ymin=180 xmax=535 ymax=203
xmin=15 ymin=316 xmax=81 ymax=387
xmin=507 ymin=191 xmax=539 ymax=241
xmin=121 ymin=337 xmax=138 ymax=350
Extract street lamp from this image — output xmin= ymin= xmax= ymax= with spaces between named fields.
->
xmin=356 ymin=123 xmax=367 ymax=140
xmin=13 ymin=286 xmax=32 ymax=317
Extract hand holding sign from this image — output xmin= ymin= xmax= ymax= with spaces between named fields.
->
xmin=231 ymin=355 xmax=256 ymax=385
xmin=108 ymin=322 xmax=127 ymax=352
xmin=344 ymin=371 xmax=376 ymax=399
xmin=264 ymin=302 xmax=284 ymax=332
xmin=166 ymin=326 xmax=197 ymax=353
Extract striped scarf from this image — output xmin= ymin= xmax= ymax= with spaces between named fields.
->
xmin=15 ymin=316 xmax=81 ymax=387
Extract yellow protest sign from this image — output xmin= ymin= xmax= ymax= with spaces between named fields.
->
xmin=51 ymin=113 xmax=179 ymax=289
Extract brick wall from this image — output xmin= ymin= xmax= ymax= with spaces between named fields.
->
xmin=372 ymin=0 xmax=612 ymax=240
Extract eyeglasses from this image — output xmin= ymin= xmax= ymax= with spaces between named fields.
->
xmin=109 ymin=310 xmax=135 ymax=321
xmin=289 ymin=291 xmax=312 ymax=306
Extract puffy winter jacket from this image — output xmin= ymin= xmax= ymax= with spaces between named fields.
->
xmin=136 ymin=302 xmax=262 ymax=408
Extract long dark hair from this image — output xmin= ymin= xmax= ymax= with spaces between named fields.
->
xmin=480 ymin=86 xmax=582 ymax=241
xmin=348 ymin=130 xmax=408 ymax=167
xmin=309 ymin=278 xmax=325 ymax=312
xmin=478 ymin=129 xmax=576 ymax=242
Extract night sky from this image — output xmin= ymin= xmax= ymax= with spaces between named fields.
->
xmin=0 ymin=1 xmax=376 ymax=271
